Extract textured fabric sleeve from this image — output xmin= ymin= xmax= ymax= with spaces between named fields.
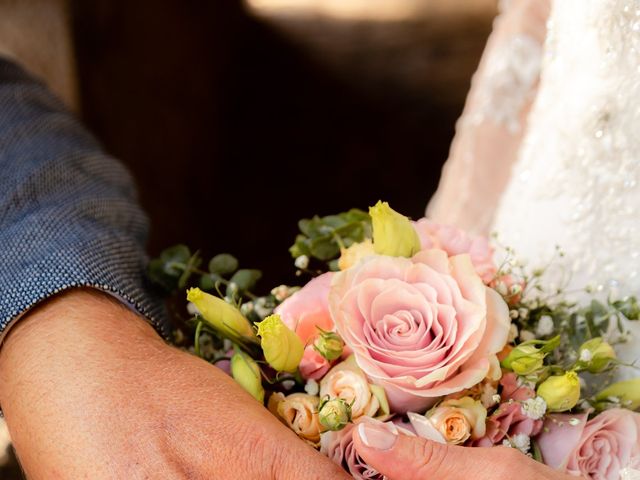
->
xmin=426 ymin=0 xmax=550 ymax=235
xmin=0 ymin=58 xmax=169 ymax=340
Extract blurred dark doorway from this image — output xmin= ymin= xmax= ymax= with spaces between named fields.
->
xmin=72 ymin=0 xmax=495 ymax=287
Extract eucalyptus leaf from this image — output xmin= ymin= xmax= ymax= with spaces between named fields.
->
xmin=200 ymin=273 xmax=222 ymax=291
xmin=160 ymin=244 xmax=191 ymax=276
xmin=229 ymin=269 xmax=262 ymax=292
xmin=209 ymin=254 xmax=239 ymax=276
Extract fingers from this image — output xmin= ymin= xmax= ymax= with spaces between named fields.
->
xmin=353 ymin=421 xmax=478 ymax=480
xmin=353 ymin=421 xmax=562 ymax=480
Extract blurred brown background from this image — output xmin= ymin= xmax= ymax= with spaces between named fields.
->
xmin=3 ymin=0 xmax=496 ymax=474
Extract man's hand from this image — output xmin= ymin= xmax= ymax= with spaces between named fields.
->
xmin=353 ymin=421 xmax=573 ymax=480
xmin=0 ymin=289 xmax=349 ymax=479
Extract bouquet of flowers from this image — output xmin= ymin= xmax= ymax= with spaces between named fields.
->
xmin=149 ymin=202 xmax=640 ymax=480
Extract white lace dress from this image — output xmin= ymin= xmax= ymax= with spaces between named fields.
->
xmin=429 ymin=0 xmax=640 ymax=378
xmin=491 ymin=0 xmax=640 ymax=376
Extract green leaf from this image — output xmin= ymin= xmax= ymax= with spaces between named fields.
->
xmin=613 ymin=297 xmax=640 ymax=320
xmin=209 ymin=254 xmax=239 ymax=276
xmin=200 ymin=273 xmax=222 ymax=291
xmin=310 ymin=237 xmax=340 ymax=261
xmin=147 ymin=258 xmax=178 ymax=292
xmin=229 ymin=269 xmax=262 ymax=292
xmin=328 ymin=259 xmax=340 ymax=271
xmin=160 ymin=244 xmax=191 ymax=276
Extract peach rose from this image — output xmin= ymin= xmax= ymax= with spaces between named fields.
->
xmin=320 ymin=356 xmax=380 ymax=420
xmin=538 ymin=409 xmax=640 ymax=480
xmin=413 ymin=219 xmax=497 ymax=284
xmin=330 ymin=250 xmax=511 ymax=413
xmin=270 ymin=393 xmax=323 ymax=445
xmin=275 ymin=272 xmax=334 ymax=379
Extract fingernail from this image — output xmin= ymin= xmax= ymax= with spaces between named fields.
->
xmin=357 ymin=422 xmax=398 ymax=451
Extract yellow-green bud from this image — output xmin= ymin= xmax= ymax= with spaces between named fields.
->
xmin=255 ymin=314 xmax=304 ymax=373
xmin=501 ymin=345 xmax=545 ymax=375
xmin=595 ymin=378 xmax=640 ymax=410
xmin=318 ymin=397 xmax=352 ymax=431
xmin=369 ymin=201 xmax=421 ymax=258
xmin=537 ymin=371 xmax=581 ymax=412
xmin=576 ymin=338 xmax=616 ymax=373
xmin=231 ymin=350 xmax=265 ymax=403
xmin=187 ymin=288 xmax=256 ymax=342
xmin=314 ymin=329 xmax=344 ymax=361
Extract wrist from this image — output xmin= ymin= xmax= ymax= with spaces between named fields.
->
xmin=0 ymin=288 xmax=164 ymax=406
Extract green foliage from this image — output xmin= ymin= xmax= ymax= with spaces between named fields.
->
xmin=209 ymin=254 xmax=239 ymax=276
xmin=147 ymin=245 xmax=201 ymax=292
xmin=148 ymin=246 xmax=260 ymax=301
xmin=289 ymin=209 xmax=371 ymax=264
xmin=228 ymin=269 xmax=262 ymax=297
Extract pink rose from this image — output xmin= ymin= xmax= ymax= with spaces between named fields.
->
xmin=298 ymin=345 xmax=331 ymax=380
xmin=473 ymin=401 xmax=543 ymax=447
xmin=500 ymin=372 xmax=536 ymax=402
xmin=414 ymin=219 xmax=497 ymax=284
xmin=320 ymin=417 xmax=411 ymax=479
xmin=538 ymin=409 xmax=640 ymax=480
xmin=330 ymin=249 xmax=511 ymax=413
xmin=276 ymin=272 xmax=334 ymax=379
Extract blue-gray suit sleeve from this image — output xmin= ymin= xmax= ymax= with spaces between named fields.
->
xmin=0 ymin=58 xmax=169 ymax=339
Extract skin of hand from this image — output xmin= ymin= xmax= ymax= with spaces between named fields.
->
xmin=353 ymin=421 xmax=575 ymax=480
xmin=0 ymin=289 xmax=350 ymax=479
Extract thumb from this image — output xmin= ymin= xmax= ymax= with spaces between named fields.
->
xmin=352 ymin=421 xmax=476 ymax=480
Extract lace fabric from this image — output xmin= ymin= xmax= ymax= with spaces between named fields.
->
xmin=432 ymin=0 xmax=640 ymax=380
xmin=427 ymin=0 xmax=550 ymax=234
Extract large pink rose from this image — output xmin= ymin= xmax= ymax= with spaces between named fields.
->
xmin=414 ymin=219 xmax=497 ymax=284
xmin=538 ymin=409 xmax=640 ymax=480
xmin=276 ymin=272 xmax=334 ymax=379
xmin=329 ymin=249 xmax=511 ymax=413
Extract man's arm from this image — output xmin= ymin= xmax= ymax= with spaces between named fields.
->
xmin=0 ymin=2 xmax=349 ymax=478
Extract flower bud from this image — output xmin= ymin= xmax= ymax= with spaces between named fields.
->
xmin=369 ymin=201 xmax=421 ymax=258
xmin=338 ymin=239 xmax=375 ymax=270
xmin=255 ymin=314 xmax=304 ymax=373
xmin=576 ymin=337 xmax=616 ymax=373
xmin=595 ymin=378 xmax=640 ymax=410
xmin=231 ymin=350 xmax=265 ymax=403
xmin=318 ymin=397 xmax=352 ymax=431
xmin=314 ymin=329 xmax=344 ymax=361
xmin=501 ymin=344 xmax=545 ymax=375
xmin=537 ymin=371 xmax=581 ymax=412
xmin=186 ymin=288 xmax=257 ymax=342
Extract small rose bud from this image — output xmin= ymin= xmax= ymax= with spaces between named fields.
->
xmin=255 ymin=314 xmax=304 ymax=373
xmin=313 ymin=329 xmax=344 ymax=361
xmin=318 ymin=397 xmax=352 ymax=431
xmin=595 ymin=378 xmax=640 ymax=410
xmin=576 ymin=337 xmax=616 ymax=373
xmin=231 ymin=349 xmax=265 ymax=403
xmin=187 ymin=288 xmax=257 ymax=342
xmin=369 ymin=201 xmax=421 ymax=258
xmin=501 ymin=344 xmax=545 ymax=375
xmin=537 ymin=371 xmax=581 ymax=412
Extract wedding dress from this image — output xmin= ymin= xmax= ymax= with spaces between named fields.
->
xmin=428 ymin=0 xmax=640 ymax=379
